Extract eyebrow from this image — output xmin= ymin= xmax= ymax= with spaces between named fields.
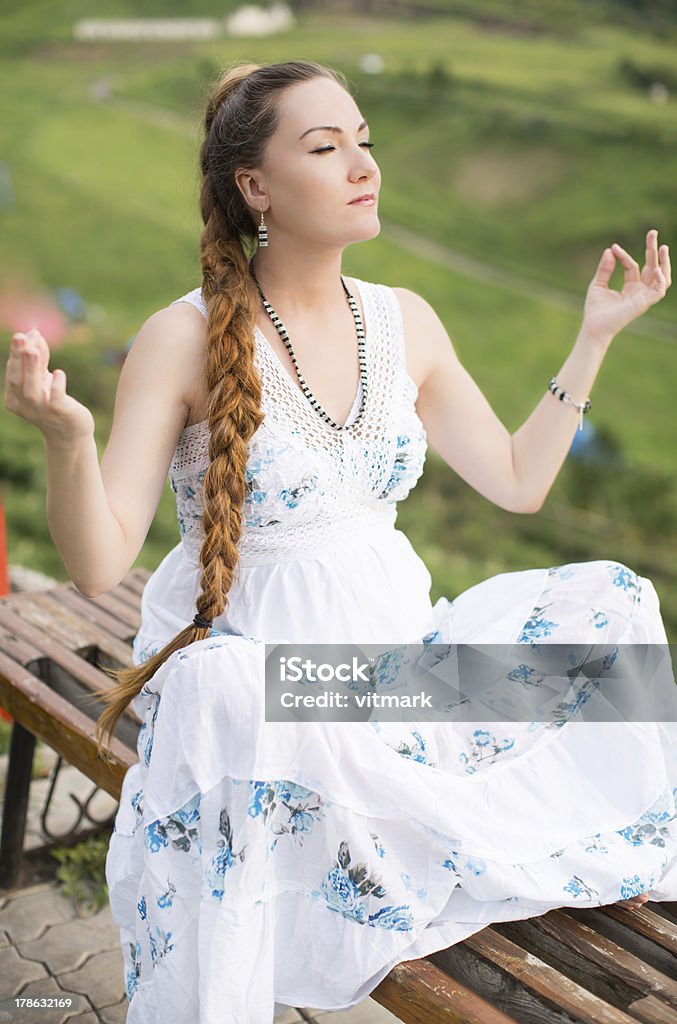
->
xmin=299 ymin=119 xmax=368 ymax=140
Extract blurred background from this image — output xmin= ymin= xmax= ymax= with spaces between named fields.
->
xmin=1 ymin=0 xmax=675 ymax=638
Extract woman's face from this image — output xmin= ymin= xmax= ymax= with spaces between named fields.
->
xmin=242 ymin=76 xmax=381 ymax=250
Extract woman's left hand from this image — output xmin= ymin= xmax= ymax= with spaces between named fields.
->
xmin=581 ymin=229 xmax=671 ymax=346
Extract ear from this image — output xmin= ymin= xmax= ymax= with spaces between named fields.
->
xmin=235 ymin=168 xmax=269 ymax=211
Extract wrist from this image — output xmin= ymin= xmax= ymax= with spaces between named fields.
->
xmin=43 ymin=428 xmax=95 ymax=458
xmin=577 ymin=324 xmax=614 ymax=351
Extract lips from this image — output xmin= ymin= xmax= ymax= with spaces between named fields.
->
xmin=349 ymin=193 xmax=376 ymax=204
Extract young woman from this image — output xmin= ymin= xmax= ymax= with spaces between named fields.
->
xmin=5 ymin=59 xmax=675 ymax=1023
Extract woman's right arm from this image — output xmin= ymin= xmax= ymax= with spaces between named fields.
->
xmin=4 ymin=302 xmax=208 ymax=597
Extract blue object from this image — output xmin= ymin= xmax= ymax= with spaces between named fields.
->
xmin=568 ymin=419 xmax=601 ymax=462
xmin=54 ymin=287 xmax=87 ymax=321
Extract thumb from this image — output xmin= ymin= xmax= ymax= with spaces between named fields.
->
xmin=591 ymin=247 xmax=616 ymax=288
xmin=50 ymin=367 xmax=67 ymax=403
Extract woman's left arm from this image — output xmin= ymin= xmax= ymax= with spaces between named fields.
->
xmin=401 ymin=230 xmax=670 ymax=514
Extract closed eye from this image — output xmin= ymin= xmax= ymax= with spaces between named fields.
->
xmin=311 ymin=142 xmax=375 ymax=153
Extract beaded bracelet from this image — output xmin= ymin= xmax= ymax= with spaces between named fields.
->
xmin=547 ymin=377 xmax=591 ymax=432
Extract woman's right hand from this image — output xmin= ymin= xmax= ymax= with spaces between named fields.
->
xmin=4 ymin=328 xmax=95 ymax=443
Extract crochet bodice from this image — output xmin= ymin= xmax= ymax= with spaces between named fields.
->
xmin=167 ymin=278 xmax=427 ymax=571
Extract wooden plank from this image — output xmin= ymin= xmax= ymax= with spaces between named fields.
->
xmin=526 ymin=910 xmax=677 ymax=1008
xmin=373 ymin=957 xmax=522 ymax=1024
xmin=0 ymin=603 xmax=137 ymax=709
xmin=0 ymin=602 xmax=141 ymax=753
xmin=600 ymin=905 xmax=677 ymax=958
xmin=3 ymin=590 xmax=95 ymax=653
xmin=462 ymin=925 xmax=640 ymax=1024
xmin=598 ymin=905 xmax=675 ymax=958
xmin=127 ymin=567 xmax=152 ymax=589
xmin=47 ymin=586 xmax=135 ymax=643
xmin=83 ymin=588 xmax=140 ymax=628
xmin=0 ymin=615 xmax=45 ymax=665
xmin=626 ymin=994 xmax=677 ymax=1024
xmin=108 ymin=579 xmax=143 ymax=611
xmin=121 ymin=576 xmax=146 ymax=598
xmin=36 ymin=591 xmax=135 ymax=667
xmin=566 ymin=905 xmax=677 ymax=971
xmin=430 ymin=933 xmax=623 ymax=1024
xmin=0 ymin=652 xmax=136 ymax=800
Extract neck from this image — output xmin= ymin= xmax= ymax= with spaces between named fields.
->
xmin=249 ymin=246 xmax=348 ymax=313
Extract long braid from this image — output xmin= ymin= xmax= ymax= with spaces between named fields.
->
xmin=92 ymin=60 xmax=347 ymax=759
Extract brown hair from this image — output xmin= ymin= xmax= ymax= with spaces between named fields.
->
xmin=92 ymin=59 xmax=348 ymax=758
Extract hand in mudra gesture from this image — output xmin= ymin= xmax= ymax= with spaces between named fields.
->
xmin=582 ymin=229 xmax=671 ymax=346
xmin=4 ymin=327 xmax=95 ymax=443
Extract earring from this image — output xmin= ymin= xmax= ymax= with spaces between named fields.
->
xmin=258 ymin=208 xmax=268 ymax=247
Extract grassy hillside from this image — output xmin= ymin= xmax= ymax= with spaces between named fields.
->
xmin=1 ymin=2 xmax=675 ymax=637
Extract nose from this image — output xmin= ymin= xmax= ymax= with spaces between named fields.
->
xmin=351 ymin=150 xmax=378 ymax=184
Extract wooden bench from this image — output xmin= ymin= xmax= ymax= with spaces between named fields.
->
xmin=1 ymin=570 xmax=676 ymax=1023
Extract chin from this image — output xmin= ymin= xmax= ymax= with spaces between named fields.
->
xmin=350 ymin=217 xmax=381 ymax=244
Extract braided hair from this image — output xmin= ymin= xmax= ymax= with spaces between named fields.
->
xmin=94 ymin=60 xmax=347 ymax=757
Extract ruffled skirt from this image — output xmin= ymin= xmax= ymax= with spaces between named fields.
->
xmin=106 ymin=559 xmax=677 ymax=1022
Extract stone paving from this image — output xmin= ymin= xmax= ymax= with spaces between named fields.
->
xmin=0 ymin=743 xmax=401 ymax=1023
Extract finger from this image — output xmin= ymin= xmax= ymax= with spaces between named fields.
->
xmin=6 ymin=337 xmax=27 ymax=387
xmin=49 ymin=367 xmax=67 ymax=406
xmin=610 ymin=243 xmax=641 ymax=282
xmin=25 ymin=328 xmax=49 ymax=368
xmin=22 ymin=348 xmax=43 ymax=405
xmin=660 ymin=243 xmax=671 ymax=288
xmin=591 ymin=247 xmax=616 ymax=287
xmin=645 ymin=228 xmax=659 ymax=274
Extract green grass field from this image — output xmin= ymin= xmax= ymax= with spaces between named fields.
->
xmin=1 ymin=1 xmax=675 ymax=636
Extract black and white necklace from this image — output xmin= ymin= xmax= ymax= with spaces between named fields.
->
xmin=248 ymin=262 xmax=367 ymax=431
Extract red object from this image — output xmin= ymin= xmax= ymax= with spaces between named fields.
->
xmin=0 ymin=284 xmax=69 ymax=348
xmin=0 ymin=498 xmax=8 ymax=597
xmin=0 ymin=496 xmax=12 ymax=723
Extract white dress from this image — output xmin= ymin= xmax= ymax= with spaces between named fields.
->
xmin=106 ymin=278 xmax=677 ymax=1024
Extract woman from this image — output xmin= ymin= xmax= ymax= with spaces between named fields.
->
xmin=4 ymin=59 xmax=675 ymax=1023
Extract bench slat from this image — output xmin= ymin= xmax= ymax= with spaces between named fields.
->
xmin=107 ymin=580 xmax=145 ymax=612
xmin=37 ymin=591 xmax=137 ymax=667
xmin=463 ymin=924 xmax=640 ymax=1024
xmin=374 ymin=957 xmax=522 ymax=1024
xmin=626 ymin=994 xmax=677 ymax=1024
xmin=10 ymin=590 xmax=134 ymax=669
xmin=529 ymin=910 xmax=677 ymax=1007
xmin=81 ymin=589 xmax=140 ymax=629
xmin=57 ymin=585 xmax=138 ymax=640
xmin=126 ymin=567 xmax=152 ymax=592
xmin=601 ymin=905 xmax=677 ymax=957
xmin=0 ymin=615 xmax=46 ymax=664
xmin=0 ymin=602 xmax=140 ymax=725
xmin=566 ymin=906 xmax=677 ymax=976
xmin=0 ymin=651 xmax=135 ymax=799
xmin=5 ymin=590 xmax=99 ymax=652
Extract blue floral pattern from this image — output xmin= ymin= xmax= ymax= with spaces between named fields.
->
xmin=312 ymin=840 xmax=415 ymax=931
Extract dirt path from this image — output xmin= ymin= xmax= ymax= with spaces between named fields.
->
xmin=381 ymin=221 xmax=675 ymax=346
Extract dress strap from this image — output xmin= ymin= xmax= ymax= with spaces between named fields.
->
xmin=170 ymin=288 xmax=207 ymax=319
xmin=379 ymin=283 xmax=410 ymax=379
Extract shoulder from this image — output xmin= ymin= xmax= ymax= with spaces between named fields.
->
xmin=127 ymin=293 xmax=209 ymax=413
xmin=390 ymin=285 xmax=437 ymax=321
xmin=141 ymin=295 xmax=208 ymax=365
xmin=388 ymin=286 xmax=455 ymax=391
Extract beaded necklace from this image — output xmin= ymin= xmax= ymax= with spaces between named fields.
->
xmin=248 ymin=262 xmax=367 ymax=431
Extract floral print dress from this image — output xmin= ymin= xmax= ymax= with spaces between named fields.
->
xmin=106 ymin=279 xmax=677 ymax=1024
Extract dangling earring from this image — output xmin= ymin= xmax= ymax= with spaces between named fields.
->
xmin=258 ymin=208 xmax=268 ymax=247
